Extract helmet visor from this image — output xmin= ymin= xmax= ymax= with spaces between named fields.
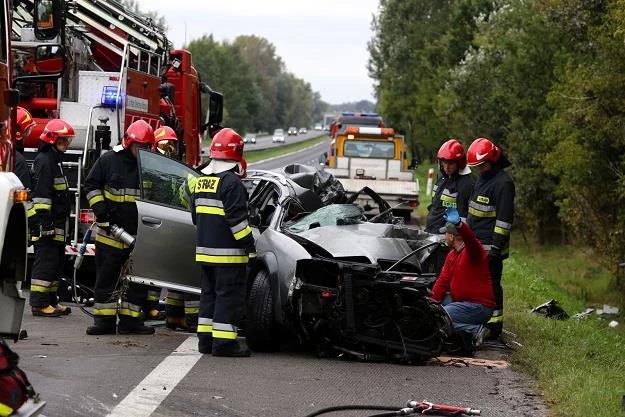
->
xmin=22 ymin=125 xmax=34 ymax=140
xmin=156 ymin=139 xmax=177 ymax=157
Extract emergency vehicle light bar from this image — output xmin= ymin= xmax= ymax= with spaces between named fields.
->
xmin=344 ymin=127 xmax=395 ymax=136
xmin=101 ymin=86 xmax=120 ymax=108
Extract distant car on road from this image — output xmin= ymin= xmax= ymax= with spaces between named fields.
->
xmin=243 ymin=133 xmax=257 ymax=144
xmin=272 ymin=128 xmax=285 ymax=143
xmin=298 ymin=127 xmax=307 ymax=134
xmin=287 ymin=126 xmax=298 ymax=136
xmin=314 ymin=123 xmax=323 ymax=131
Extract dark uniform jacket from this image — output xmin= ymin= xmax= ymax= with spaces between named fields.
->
xmin=467 ymin=166 xmax=515 ymax=259
xmin=84 ymin=149 xmax=140 ymax=249
xmin=29 ymin=146 xmax=70 ymax=243
xmin=191 ymin=170 xmax=255 ymax=265
xmin=15 ymin=151 xmax=32 ymax=189
xmin=425 ymin=170 xmax=474 ymax=234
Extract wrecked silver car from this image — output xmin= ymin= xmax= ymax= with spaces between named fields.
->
xmin=244 ymin=165 xmax=452 ymax=362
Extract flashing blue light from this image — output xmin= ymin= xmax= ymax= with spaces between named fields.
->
xmin=341 ymin=112 xmax=355 ymax=116
xmin=101 ymin=86 xmax=120 ymax=108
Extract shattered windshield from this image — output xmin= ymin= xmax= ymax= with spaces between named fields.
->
xmin=286 ymin=204 xmax=365 ymax=233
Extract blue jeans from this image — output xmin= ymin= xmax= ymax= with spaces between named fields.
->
xmin=442 ymin=293 xmax=493 ymax=337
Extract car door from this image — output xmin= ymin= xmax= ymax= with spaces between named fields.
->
xmin=129 ymin=149 xmax=201 ymax=293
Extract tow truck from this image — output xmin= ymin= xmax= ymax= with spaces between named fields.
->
xmin=324 ymin=126 xmax=419 ymax=221
xmin=11 ymin=0 xmax=223 ymax=266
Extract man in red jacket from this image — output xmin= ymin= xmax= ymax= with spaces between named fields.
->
xmin=430 ymin=207 xmax=496 ymax=347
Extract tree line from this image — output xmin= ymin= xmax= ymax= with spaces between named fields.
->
xmin=368 ymin=0 xmax=625 ymax=270
xmin=185 ymin=35 xmax=328 ymax=134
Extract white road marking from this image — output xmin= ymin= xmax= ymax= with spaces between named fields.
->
xmin=106 ymin=336 xmax=202 ymax=417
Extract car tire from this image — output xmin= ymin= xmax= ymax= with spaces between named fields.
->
xmin=246 ymin=269 xmax=279 ymax=351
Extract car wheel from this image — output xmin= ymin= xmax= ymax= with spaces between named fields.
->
xmin=246 ymin=269 xmax=279 ymax=351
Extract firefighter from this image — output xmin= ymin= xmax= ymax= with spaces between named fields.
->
xmin=466 ymin=138 xmax=515 ymax=340
xmin=84 ymin=120 xmax=155 ymax=335
xmin=425 ymin=139 xmax=474 ymax=275
xmin=28 ymin=119 xmax=74 ymax=317
xmin=148 ymin=125 xmax=200 ymax=330
xmin=14 ymin=107 xmax=35 ymax=189
xmin=191 ymin=128 xmax=254 ymax=356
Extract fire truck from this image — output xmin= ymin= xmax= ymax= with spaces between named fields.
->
xmin=0 ymin=0 xmax=32 ymax=345
xmin=11 ymin=0 xmax=223 ymax=264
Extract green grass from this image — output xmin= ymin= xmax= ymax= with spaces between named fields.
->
xmin=413 ymin=162 xmax=436 ymax=221
xmin=504 ymin=236 xmax=625 ymax=417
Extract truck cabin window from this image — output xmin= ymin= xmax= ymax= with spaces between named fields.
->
xmin=343 ymin=141 xmax=395 ymax=159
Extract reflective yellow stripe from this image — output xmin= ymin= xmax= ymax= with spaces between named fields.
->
xmin=233 ymin=225 xmax=252 ymax=240
xmin=197 ymin=324 xmax=212 ymax=333
xmin=27 ymin=207 xmax=37 ymax=217
xmin=195 ymin=254 xmax=248 ymax=264
xmin=33 ymin=203 xmax=51 ymax=210
xmin=104 ymin=190 xmax=137 ymax=203
xmin=0 ymin=402 xmax=14 ymax=417
xmin=494 ymin=226 xmax=510 ymax=236
xmin=31 ymin=285 xmax=57 ymax=293
xmin=185 ymin=307 xmax=200 ymax=315
xmin=54 ymin=184 xmax=68 ymax=190
xmin=166 ymin=298 xmax=184 ymax=306
xmin=95 ymin=234 xmax=129 ymax=249
xmin=93 ymin=308 xmax=118 ymax=316
xmin=146 ymin=295 xmax=160 ymax=301
xmin=196 ymin=206 xmax=225 ymax=215
xmin=89 ymin=195 xmax=105 ymax=206
xmin=487 ymin=315 xmax=504 ymax=323
xmin=54 ymin=235 xmax=65 ymax=242
xmin=468 ymin=206 xmax=497 ymax=218
xmin=118 ymin=308 xmax=142 ymax=318
xmin=212 ymin=330 xmax=237 ymax=340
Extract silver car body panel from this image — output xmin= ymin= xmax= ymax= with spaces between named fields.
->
xmin=130 ymin=200 xmax=200 ymax=290
xmin=294 ymin=223 xmax=415 ymax=264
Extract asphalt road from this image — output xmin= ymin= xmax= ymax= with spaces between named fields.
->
xmin=249 ymin=139 xmax=330 ymax=170
xmin=13 ymin=308 xmax=547 ymax=417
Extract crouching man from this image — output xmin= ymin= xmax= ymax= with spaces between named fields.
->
xmin=429 ymin=207 xmax=496 ymax=349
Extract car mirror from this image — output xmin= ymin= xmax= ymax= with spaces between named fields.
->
xmin=35 ymin=44 xmax=65 ymax=75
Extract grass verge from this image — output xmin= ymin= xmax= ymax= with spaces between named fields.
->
xmin=505 ymin=241 xmax=625 ymax=417
xmin=244 ymin=135 xmax=329 ymax=163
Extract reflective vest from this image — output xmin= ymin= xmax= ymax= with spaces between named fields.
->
xmin=467 ymin=167 xmax=515 ymax=259
xmin=84 ymin=150 xmax=140 ymax=249
xmin=191 ymin=170 xmax=255 ymax=265
xmin=425 ymin=171 xmax=474 ymax=234
xmin=28 ymin=146 xmax=70 ymax=243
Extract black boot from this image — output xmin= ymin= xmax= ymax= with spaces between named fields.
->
xmin=118 ymin=317 xmax=155 ymax=335
xmin=86 ymin=318 xmax=117 ymax=335
xmin=118 ymin=324 xmax=155 ymax=335
xmin=212 ymin=339 xmax=251 ymax=357
xmin=198 ymin=334 xmax=212 ymax=354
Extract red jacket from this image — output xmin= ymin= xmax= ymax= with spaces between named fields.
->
xmin=431 ymin=222 xmax=496 ymax=308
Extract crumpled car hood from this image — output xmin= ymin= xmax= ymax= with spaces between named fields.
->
xmin=294 ymin=223 xmax=415 ymax=263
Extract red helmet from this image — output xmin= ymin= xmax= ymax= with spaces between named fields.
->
xmin=40 ymin=119 xmax=75 ymax=145
xmin=153 ymin=126 xmax=178 ymax=156
xmin=437 ymin=139 xmax=467 ymax=169
xmin=210 ymin=128 xmax=244 ymax=162
xmin=15 ymin=107 xmax=36 ymax=141
xmin=236 ymin=158 xmax=247 ymax=178
xmin=467 ymin=137 xmax=501 ymax=166
xmin=122 ymin=120 xmax=154 ymax=149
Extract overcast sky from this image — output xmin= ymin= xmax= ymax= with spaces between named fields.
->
xmin=135 ymin=0 xmax=380 ymax=104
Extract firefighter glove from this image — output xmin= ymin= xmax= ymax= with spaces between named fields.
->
xmin=443 ymin=206 xmax=461 ymax=226
xmin=489 ymin=246 xmax=501 ymax=259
